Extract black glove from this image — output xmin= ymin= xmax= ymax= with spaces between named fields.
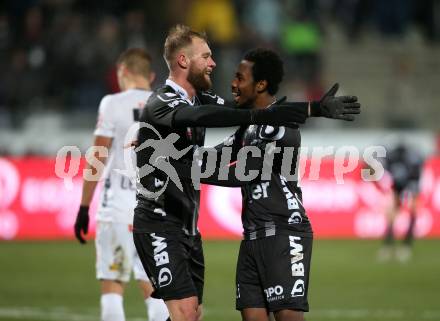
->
xmin=74 ymin=206 xmax=89 ymax=244
xmin=311 ymin=83 xmax=360 ymax=121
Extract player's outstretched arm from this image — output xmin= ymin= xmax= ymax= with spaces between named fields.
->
xmin=145 ymin=95 xmax=309 ymax=128
xmin=145 ymin=84 xmax=360 ymax=129
xmin=171 ymin=85 xmax=360 ymax=127
xmin=172 ymin=101 xmax=309 ymax=127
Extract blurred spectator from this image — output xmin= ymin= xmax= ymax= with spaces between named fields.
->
xmin=123 ymin=10 xmax=147 ymax=49
xmin=0 ymin=13 xmax=11 ymax=51
xmin=187 ymin=0 xmax=240 ymax=97
xmin=385 ymin=52 xmax=419 ymax=128
xmin=239 ymin=0 xmax=282 ymax=48
xmin=187 ymin=0 xmax=238 ymax=46
xmin=333 ymin=0 xmax=373 ymax=42
xmin=413 ymin=0 xmax=440 ymax=43
xmin=47 ymin=11 xmax=86 ymax=105
xmin=69 ymin=16 xmax=122 ymax=110
xmin=0 ymin=0 xmax=438 ymax=130
xmin=1 ymin=48 xmax=46 ymax=126
xmin=375 ymin=0 xmax=411 ymax=38
xmin=280 ymin=0 xmax=322 ymax=101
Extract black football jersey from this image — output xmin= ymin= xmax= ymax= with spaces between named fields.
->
xmin=177 ymin=124 xmax=313 ymax=237
xmin=234 ymin=124 xmax=313 ymax=237
xmin=134 ymin=84 xmax=224 ymax=236
xmin=384 ymin=144 xmax=423 ymax=193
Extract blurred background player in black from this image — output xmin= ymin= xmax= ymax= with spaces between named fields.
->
xmin=378 ymin=142 xmax=424 ymax=262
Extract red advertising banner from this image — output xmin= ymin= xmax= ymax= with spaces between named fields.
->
xmin=1 ymin=156 xmax=439 ymax=240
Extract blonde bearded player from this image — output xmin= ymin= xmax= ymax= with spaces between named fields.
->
xmin=75 ymin=48 xmax=169 ymax=321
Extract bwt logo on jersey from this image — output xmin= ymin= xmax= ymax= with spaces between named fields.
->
xmin=289 ymin=235 xmax=305 ymax=297
xmin=150 ymin=233 xmax=173 ymax=287
xmin=264 ymin=285 xmax=284 ymax=302
xmin=281 ymin=175 xmax=303 ymax=224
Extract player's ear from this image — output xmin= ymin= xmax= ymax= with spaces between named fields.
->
xmin=125 ymin=64 xmax=133 ymax=76
xmin=118 ymin=64 xmax=128 ymax=76
xmin=149 ymin=72 xmax=156 ymax=85
xmin=177 ymin=53 xmax=189 ymax=69
xmin=256 ymin=80 xmax=268 ymax=93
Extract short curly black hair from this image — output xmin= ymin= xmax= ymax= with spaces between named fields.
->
xmin=243 ymin=48 xmax=284 ymax=95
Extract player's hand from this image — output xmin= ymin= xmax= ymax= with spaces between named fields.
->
xmin=314 ymin=83 xmax=361 ymax=121
xmin=74 ymin=206 xmax=90 ymax=244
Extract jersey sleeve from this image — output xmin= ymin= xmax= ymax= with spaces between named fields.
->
xmin=197 ymin=91 xmax=226 ymax=106
xmin=140 ymin=91 xmax=191 ymax=127
xmin=173 ymin=102 xmax=308 ymax=128
xmin=144 ymin=90 xmax=309 ymax=128
xmin=94 ymin=95 xmax=116 ymax=137
xmin=142 ymin=92 xmax=250 ymax=128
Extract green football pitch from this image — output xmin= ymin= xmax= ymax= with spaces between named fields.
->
xmin=0 ymin=239 xmax=439 ymax=321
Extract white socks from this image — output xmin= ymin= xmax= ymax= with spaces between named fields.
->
xmin=145 ymin=297 xmax=169 ymax=321
xmin=101 ymin=293 xmax=125 ymax=321
xmin=100 ymin=293 xmax=168 ymax=321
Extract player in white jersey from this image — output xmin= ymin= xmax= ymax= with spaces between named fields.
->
xmin=75 ymin=48 xmax=169 ymax=321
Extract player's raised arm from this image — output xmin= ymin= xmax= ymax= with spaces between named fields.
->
xmin=171 ymin=101 xmax=309 ymax=127
xmin=172 ymin=88 xmax=361 ymax=127
xmin=145 ymin=89 xmax=359 ymax=129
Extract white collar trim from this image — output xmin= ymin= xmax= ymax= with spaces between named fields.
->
xmin=166 ymin=79 xmax=194 ymax=105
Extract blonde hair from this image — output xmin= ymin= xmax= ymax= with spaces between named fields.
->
xmin=163 ymin=24 xmax=207 ymax=67
xmin=117 ymin=48 xmax=152 ymax=77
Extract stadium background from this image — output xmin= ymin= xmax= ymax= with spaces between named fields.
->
xmin=0 ymin=0 xmax=440 ymax=320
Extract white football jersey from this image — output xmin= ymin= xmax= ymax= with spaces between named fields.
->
xmin=94 ymin=89 xmax=152 ymax=224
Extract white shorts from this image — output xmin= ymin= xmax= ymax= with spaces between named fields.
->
xmin=95 ymin=221 xmax=149 ymax=283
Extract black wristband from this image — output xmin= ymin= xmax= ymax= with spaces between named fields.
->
xmin=309 ymin=101 xmax=321 ymax=117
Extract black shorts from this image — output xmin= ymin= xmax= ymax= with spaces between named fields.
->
xmin=236 ymin=233 xmax=313 ymax=312
xmin=133 ymin=231 xmax=205 ymax=304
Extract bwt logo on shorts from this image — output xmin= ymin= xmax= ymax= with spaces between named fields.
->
xmin=289 ymin=235 xmax=305 ymax=297
xmin=264 ymin=285 xmax=284 ymax=302
xmin=291 ymin=279 xmax=305 ymax=298
xmin=150 ymin=233 xmax=173 ymax=287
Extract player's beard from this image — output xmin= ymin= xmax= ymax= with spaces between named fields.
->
xmin=187 ymin=64 xmax=212 ymax=91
